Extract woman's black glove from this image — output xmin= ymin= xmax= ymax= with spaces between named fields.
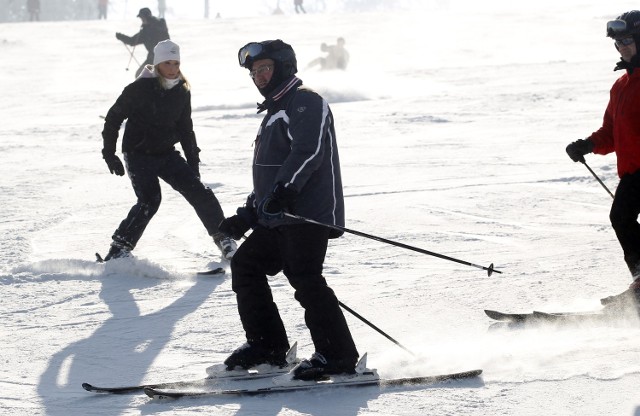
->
xmin=102 ymin=150 xmax=125 ymax=176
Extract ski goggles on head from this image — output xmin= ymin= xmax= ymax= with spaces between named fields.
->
xmin=238 ymin=42 xmax=265 ymax=67
xmin=607 ymin=19 xmax=631 ymax=38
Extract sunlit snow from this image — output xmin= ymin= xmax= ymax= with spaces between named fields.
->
xmin=2 ymin=1 xmax=640 ymax=415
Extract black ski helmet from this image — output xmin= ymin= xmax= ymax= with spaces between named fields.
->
xmin=238 ymin=39 xmax=297 ymax=96
xmin=607 ymin=10 xmax=640 ymax=45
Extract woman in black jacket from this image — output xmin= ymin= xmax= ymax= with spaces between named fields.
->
xmin=100 ymin=40 xmax=236 ymax=262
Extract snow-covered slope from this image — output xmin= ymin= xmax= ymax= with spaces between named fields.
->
xmin=2 ymin=1 xmax=640 ymax=415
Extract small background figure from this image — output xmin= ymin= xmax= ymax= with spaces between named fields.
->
xmin=294 ymin=0 xmax=305 ymax=14
xmin=307 ymin=37 xmax=349 ymax=71
xmin=273 ymin=0 xmax=284 ymax=15
xmin=158 ymin=0 xmax=166 ymax=18
xmin=98 ymin=0 xmax=108 ymax=19
xmin=26 ymin=0 xmax=39 ymax=21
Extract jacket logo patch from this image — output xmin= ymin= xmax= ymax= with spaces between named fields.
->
xmin=297 ymin=106 xmax=306 ymax=113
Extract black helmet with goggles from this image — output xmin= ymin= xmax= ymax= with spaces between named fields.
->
xmin=238 ymin=39 xmax=298 ymax=97
xmin=607 ymin=10 xmax=640 ymax=39
xmin=238 ymin=39 xmax=297 ymax=76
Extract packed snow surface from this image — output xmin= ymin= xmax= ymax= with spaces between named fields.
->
xmin=3 ymin=1 xmax=640 ymax=415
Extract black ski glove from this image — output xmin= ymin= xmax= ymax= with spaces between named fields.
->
xmin=186 ymin=150 xmax=200 ymax=179
xmin=258 ymin=183 xmax=298 ymax=221
xmin=219 ymin=207 xmax=256 ymax=240
xmin=115 ymin=32 xmax=126 ymax=42
xmin=566 ymin=139 xmax=594 ymax=163
xmin=102 ymin=150 xmax=125 ymax=176
xmin=182 ymin=136 xmax=201 ymax=179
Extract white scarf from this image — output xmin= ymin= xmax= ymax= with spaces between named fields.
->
xmin=162 ymin=77 xmax=180 ymax=89
xmin=137 ymin=64 xmax=181 ymax=89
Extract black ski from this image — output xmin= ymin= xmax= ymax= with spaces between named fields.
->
xmin=83 ymin=343 xmax=300 ymax=395
xmin=484 ymin=309 xmax=606 ymax=324
xmin=83 ymin=379 xmax=204 ymax=394
xmin=197 ymin=267 xmax=225 ymax=275
xmin=82 ymin=365 xmax=295 ymax=394
xmin=143 ymin=369 xmax=483 ymax=399
xmin=96 ymin=252 xmax=225 ymax=276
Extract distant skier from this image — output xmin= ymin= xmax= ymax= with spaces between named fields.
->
xmin=26 ymin=0 xmax=39 ymax=21
xmin=218 ymin=39 xmax=359 ymax=380
xmin=158 ymin=0 xmax=166 ymax=18
xmin=115 ymin=7 xmax=170 ymax=77
xmin=566 ymin=10 xmax=640 ymax=306
xmin=98 ymin=0 xmax=108 ymax=19
xmin=99 ymin=40 xmax=236 ymax=262
xmin=294 ymin=0 xmax=305 ymax=14
xmin=306 ymin=37 xmax=349 ymax=70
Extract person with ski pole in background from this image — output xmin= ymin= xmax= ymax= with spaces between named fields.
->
xmin=218 ymin=39 xmax=359 ymax=381
xmin=115 ymin=7 xmax=169 ymax=77
xmin=566 ymin=10 xmax=640 ymax=307
xmin=99 ymin=40 xmax=236 ymax=262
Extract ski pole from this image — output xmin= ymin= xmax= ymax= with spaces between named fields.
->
xmin=338 ymin=301 xmax=415 ymax=356
xmin=283 ymin=213 xmax=501 ymax=276
xmin=123 ymin=43 xmax=140 ymax=70
xmin=582 ymin=160 xmax=614 ymax=199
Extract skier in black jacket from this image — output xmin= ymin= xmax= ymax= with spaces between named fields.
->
xmin=116 ymin=7 xmax=170 ymax=77
xmin=100 ymin=40 xmax=236 ymax=262
xmin=218 ymin=39 xmax=359 ymax=381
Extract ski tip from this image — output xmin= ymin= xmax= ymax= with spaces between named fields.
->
xmin=81 ymin=382 xmax=94 ymax=391
xmin=461 ymin=369 xmax=483 ymax=378
xmin=197 ymin=267 xmax=225 ymax=276
xmin=143 ymin=387 xmax=160 ymax=399
xmin=143 ymin=387 xmax=158 ymax=399
xmin=484 ymin=309 xmax=531 ymax=322
xmin=144 ymin=387 xmax=177 ymax=400
xmin=483 ymin=309 xmax=513 ymax=321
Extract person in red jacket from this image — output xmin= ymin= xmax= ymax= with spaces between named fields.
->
xmin=566 ymin=10 xmax=640 ymax=305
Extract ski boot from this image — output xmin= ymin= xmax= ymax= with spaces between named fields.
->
xmin=223 ymin=342 xmax=288 ymax=370
xmin=97 ymin=242 xmax=131 ymax=262
xmin=214 ymin=234 xmax=237 ymax=260
xmin=291 ymin=352 xmax=357 ymax=381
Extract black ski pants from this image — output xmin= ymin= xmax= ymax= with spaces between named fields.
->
xmin=230 ymin=224 xmax=358 ymax=362
xmin=610 ymin=170 xmax=640 ymax=276
xmin=112 ymin=151 xmax=225 ymax=249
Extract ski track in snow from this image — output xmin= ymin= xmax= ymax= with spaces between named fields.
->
xmin=3 ymin=1 xmax=640 ymax=415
